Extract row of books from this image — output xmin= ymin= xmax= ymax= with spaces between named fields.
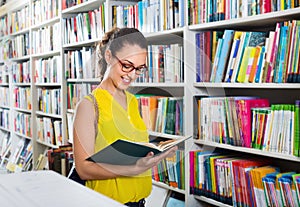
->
xmin=0 ymin=108 xmax=9 ymax=129
xmin=11 ymin=60 xmax=31 ymax=83
xmin=0 ymin=65 xmax=9 ymax=84
xmin=0 ymin=0 xmax=59 ymax=37
xmin=0 ymin=15 xmax=8 ymax=36
xmin=64 ymin=43 xmax=184 ymax=84
xmin=6 ymin=32 xmax=30 ymax=59
xmin=196 ymin=20 xmax=300 ymax=83
xmin=37 ymin=88 xmax=61 ymax=115
xmin=0 ymin=40 xmax=9 ymax=61
xmin=6 ymin=138 xmax=33 ymax=173
xmin=66 ymin=112 xmax=74 ymax=144
xmin=47 ymin=145 xmax=73 ymax=177
xmin=36 ymin=117 xmax=62 ymax=146
xmin=252 ymin=103 xmax=300 ymax=156
xmin=62 ymin=0 xmax=90 ymax=10
xmin=152 ymin=149 xmax=185 ymax=190
xmin=34 ymin=56 xmax=62 ymax=84
xmin=0 ymin=131 xmax=11 ymax=170
xmin=64 ymin=47 xmax=99 ymax=80
xmin=0 ymin=87 xmax=9 ymax=105
xmin=189 ymin=151 xmax=300 ymax=206
xmin=13 ymin=86 xmax=31 ymax=110
xmin=67 ymin=83 xmax=97 ymax=110
xmin=188 ymin=0 xmax=300 ymax=24
xmin=197 ymin=96 xmax=300 ymax=156
xmin=9 ymin=4 xmax=30 ymax=34
xmin=31 ymin=22 xmax=60 ymax=54
xmin=14 ymin=112 xmax=32 ymax=138
xmin=138 ymin=44 xmax=184 ymax=83
xmin=63 ymin=8 xmax=105 ymax=45
xmin=112 ymin=0 xmax=184 ymax=33
xmin=136 ymin=95 xmax=184 ymax=136
xmin=32 ymin=0 xmax=59 ymax=26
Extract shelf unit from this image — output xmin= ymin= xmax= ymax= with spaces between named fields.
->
xmin=186 ymin=7 xmax=300 ymax=206
xmin=0 ymin=0 xmax=299 ymax=206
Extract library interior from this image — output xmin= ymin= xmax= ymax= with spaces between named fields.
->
xmin=0 ymin=0 xmax=299 ymax=206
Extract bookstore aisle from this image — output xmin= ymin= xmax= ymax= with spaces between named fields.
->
xmin=0 ymin=0 xmax=300 ymax=206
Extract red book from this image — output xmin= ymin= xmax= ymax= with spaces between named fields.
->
xmin=231 ymin=159 xmax=266 ymax=206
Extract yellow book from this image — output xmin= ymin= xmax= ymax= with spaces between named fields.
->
xmin=245 ymin=47 xmax=258 ymax=82
xmin=209 ymin=155 xmax=227 ymax=194
xmin=237 ymin=46 xmax=253 ymax=83
xmin=250 ymin=166 xmax=278 ymax=206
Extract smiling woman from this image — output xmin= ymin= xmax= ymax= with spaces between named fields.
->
xmin=72 ymin=27 xmax=178 ymax=207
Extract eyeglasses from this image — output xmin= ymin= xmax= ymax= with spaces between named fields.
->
xmin=113 ymin=55 xmax=147 ymax=75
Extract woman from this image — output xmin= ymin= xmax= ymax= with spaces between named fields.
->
xmin=73 ymin=27 xmax=177 ymax=206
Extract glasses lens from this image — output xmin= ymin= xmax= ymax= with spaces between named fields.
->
xmin=115 ymin=55 xmax=147 ymax=75
xmin=135 ymin=66 xmax=147 ymax=75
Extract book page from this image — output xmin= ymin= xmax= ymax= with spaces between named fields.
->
xmin=157 ymin=136 xmax=192 ymax=151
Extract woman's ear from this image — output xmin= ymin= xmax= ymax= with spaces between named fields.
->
xmin=104 ymin=50 xmax=112 ymax=64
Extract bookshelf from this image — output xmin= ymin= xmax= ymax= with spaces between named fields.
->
xmin=187 ymin=4 xmax=300 ymax=207
xmin=0 ymin=0 xmax=299 ymax=206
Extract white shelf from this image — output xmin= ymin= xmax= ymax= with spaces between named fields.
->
xmin=194 ymin=195 xmax=232 ymax=207
xmin=131 ymin=82 xmax=185 ymax=88
xmin=35 ymin=111 xmax=62 ymax=119
xmin=13 ymin=107 xmax=31 ymax=114
xmin=189 ymin=7 xmax=300 ymax=31
xmin=194 ymin=140 xmax=300 ymax=163
xmin=63 ymin=38 xmax=101 ymax=48
xmin=9 ymin=55 xmax=30 ymax=61
xmin=35 ymin=82 xmax=62 ymax=87
xmin=31 ymin=16 xmax=60 ymax=30
xmin=152 ymin=180 xmax=186 ymax=195
xmin=194 ymin=82 xmax=300 ymax=89
xmin=31 ymin=50 xmax=61 ymax=58
xmin=61 ymin=0 xmax=104 ymax=14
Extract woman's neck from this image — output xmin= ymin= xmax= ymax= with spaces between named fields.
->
xmin=98 ymin=81 xmax=127 ymax=110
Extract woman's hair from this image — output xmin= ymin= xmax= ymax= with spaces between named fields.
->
xmin=95 ymin=27 xmax=148 ymax=81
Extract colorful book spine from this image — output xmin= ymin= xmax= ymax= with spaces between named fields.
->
xmin=214 ymin=30 xmax=234 ymax=82
xmin=294 ymin=100 xmax=300 ymax=157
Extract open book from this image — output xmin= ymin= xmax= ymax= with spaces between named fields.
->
xmin=86 ymin=136 xmax=192 ymax=165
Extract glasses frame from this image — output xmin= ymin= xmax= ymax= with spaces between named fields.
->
xmin=113 ymin=54 xmax=147 ymax=75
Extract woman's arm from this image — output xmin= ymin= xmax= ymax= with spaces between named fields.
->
xmin=73 ymin=98 xmax=177 ymax=180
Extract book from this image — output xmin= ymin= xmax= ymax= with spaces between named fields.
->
xmin=86 ymin=136 xmax=192 ymax=165
xmin=214 ymin=29 xmax=234 ymax=82
xmin=165 ymin=191 xmax=185 ymax=207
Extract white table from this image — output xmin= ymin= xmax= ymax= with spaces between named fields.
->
xmin=0 ymin=170 xmax=125 ymax=207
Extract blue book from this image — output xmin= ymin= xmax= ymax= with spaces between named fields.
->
xmin=274 ymin=25 xmax=288 ymax=83
xmin=214 ymin=30 xmax=234 ymax=82
xmin=262 ymin=172 xmax=281 ymax=207
xmin=138 ymin=1 xmax=143 ymax=31
xmin=195 ymin=32 xmax=202 ymax=82
xmin=210 ymin=38 xmax=223 ymax=82
xmin=224 ymin=38 xmax=241 ymax=82
xmin=166 ymin=197 xmax=185 ymax=207
xmin=148 ymin=45 xmax=153 ymax=82
xmin=255 ymin=45 xmax=266 ymax=83
xmin=178 ymin=0 xmax=184 ymax=27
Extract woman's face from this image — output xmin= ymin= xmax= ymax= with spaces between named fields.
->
xmin=107 ymin=44 xmax=147 ymax=90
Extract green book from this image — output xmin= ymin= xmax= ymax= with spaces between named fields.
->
xmin=294 ymin=100 xmax=300 ymax=157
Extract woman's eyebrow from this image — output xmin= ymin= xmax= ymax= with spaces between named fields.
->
xmin=121 ymin=59 xmax=134 ymax=65
xmin=122 ymin=59 xmax=146 ymax=67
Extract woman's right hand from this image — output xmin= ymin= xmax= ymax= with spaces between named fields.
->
xmin=135 ymin=146 xmax=178 ymax=174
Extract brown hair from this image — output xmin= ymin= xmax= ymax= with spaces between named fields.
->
xmin=96 ymin=27 xmax=148 ymax=81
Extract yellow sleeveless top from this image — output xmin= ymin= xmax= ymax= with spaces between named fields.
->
xmin=85 ymin=88 xmax=152 ymax=204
